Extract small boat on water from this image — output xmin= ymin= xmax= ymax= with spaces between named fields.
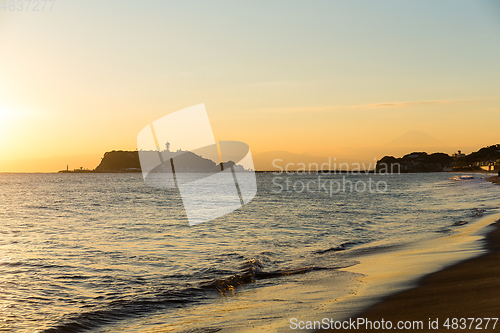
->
xmin=450 ymin=175 xmax=474 ymax=181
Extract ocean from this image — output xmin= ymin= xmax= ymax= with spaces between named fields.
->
xmin=0 ymin=172 xmax=499 ymax=332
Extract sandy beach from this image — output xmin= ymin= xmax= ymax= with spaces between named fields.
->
xmin=487 ymin=176 xmax=500 ymax=185
xmin=318 ymin=177 xmax=500 ymax=332
xmin=320 ymin=221 xmax=500 ymax=332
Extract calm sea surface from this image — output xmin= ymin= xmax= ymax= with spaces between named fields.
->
xmin=0 ymin=173 xmax=499 ymax=332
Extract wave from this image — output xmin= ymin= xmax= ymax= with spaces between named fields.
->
xmin=314 ymin=241 xmax=362 ymax=254
xmin=452 ymin=220 xmax=468 ymax=226
xmin=0 ymin=261 xmax=23 ymax=267
xmin=202 ymin=258 xmax=343 ymax=295
xmin=40 ymin=257 xmax=340 ymax=332
xmin=40 ymin=287 xmax=210 ymax=333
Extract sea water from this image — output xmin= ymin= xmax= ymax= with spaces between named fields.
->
xmin=0 ymin=173 xmax=498 ymax=332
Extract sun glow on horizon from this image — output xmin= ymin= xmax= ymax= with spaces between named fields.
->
xmin=0 ymin=107 xmax=38 ymax=160
xmin=0 ymin=108 xmax=16 ymax=150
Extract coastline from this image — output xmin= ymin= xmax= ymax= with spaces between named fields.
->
xmin=487 ymin=175 xmax=500 ymax=185
xmin=317 ymin=177 xmax=500 ymax=332
xmin=319 ymin=220 xmax=500 ymax=332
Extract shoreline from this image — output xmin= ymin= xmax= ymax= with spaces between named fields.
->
xmin=487 ymin=175 xmax=500 ymax=185
xmin=317 ymin=177 xmax=500 ymax=332
xmin=320 ymin=220 xmax=500 ymax=332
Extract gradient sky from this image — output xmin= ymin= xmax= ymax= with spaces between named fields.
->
xmin=1 ymin=0 xmax=500 ymax=172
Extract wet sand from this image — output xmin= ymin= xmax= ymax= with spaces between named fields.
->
xmin=320 ymin=220 xmax=500 ymax=332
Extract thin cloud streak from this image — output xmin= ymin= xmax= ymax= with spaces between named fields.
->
xmin=261 ymin=100 xmax=462 ymax=113
xmin=364 ymin=100 xmax=453 ymax=108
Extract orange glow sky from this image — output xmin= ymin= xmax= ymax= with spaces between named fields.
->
xmin=1 ymin=1 xmax=500 ymax=172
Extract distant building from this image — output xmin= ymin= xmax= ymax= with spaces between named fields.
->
xmin=452 ymin=150 xmax=465 ymax=158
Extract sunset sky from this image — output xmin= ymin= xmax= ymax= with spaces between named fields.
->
xmin=1 ymin=0 xmax=500 ymax=172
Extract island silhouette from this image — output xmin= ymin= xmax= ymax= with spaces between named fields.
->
xmin=59 ymin=149 xmax=247 ymax=173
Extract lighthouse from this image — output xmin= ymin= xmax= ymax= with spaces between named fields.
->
xmin=165 ymin=142 xmax=170 ymax=152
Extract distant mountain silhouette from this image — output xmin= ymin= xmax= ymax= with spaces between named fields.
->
xmin=385 ymin=130 xmax=444 ymax=147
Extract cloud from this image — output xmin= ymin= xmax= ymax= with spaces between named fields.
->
xmin=361 ymin=100 xmax=453 ymax=108
xmin=261 ymin=100 xmax=459 ymax=113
